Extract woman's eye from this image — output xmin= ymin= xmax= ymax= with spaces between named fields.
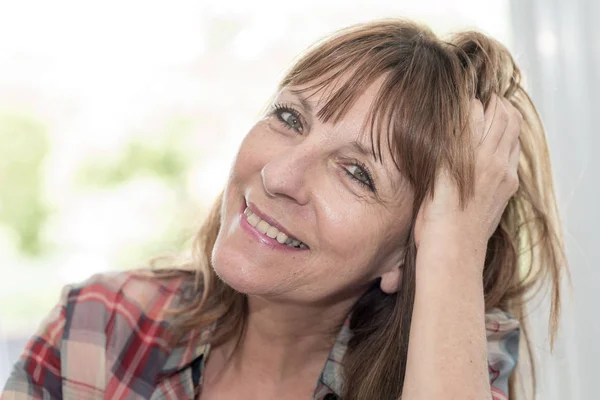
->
xmin=280 ymin=111 xmax=302 ymax=131
xmin=346 ymin=164 xmax=373 ymax=188
xmin=274 ymin=106 xmax=304 ymax=133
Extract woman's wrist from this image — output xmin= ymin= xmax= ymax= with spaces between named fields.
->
xmin=405 ymin=231 xmax=491 ymax=400
xmin=416 ymin=229 xmax=487 ymax=276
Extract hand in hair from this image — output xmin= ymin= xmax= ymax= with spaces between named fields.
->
xmin=404 ymin=94 xmax=523 ymax=400
xmin=413 ymin=93 xmax=522 ymax=268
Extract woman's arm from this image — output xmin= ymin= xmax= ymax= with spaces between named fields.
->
xmin=403 ymin=95 xmax=522 ymax=400
xmin=403 ymin=239 xmax=490 ymax=399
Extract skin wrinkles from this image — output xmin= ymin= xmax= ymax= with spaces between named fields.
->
xmin=275 ymin=90 xmax=404 ymax=203
xmin=204 ymin=75 xmax=417 ymax=399
xmin=285 ymin=84 xmax=409 ymax=206
xmin=212 ymin=75 xmax=414 ymax=308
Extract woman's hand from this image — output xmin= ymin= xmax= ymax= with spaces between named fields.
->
xmin=413 ymin=94 xmax=522 ymax=268
xmin=403 ymin=95 xmax=523 ymax=400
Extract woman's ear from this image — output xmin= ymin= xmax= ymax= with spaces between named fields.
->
xmin=379 ymin=264 xmax=404 ymax=294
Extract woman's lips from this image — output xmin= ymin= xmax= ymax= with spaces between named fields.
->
xmin=239 ymin=202 xmax=307 ymax=251
xmin=245 ymin=201 xmax=301 ymax=243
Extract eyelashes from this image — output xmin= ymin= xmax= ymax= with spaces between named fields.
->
xmin=343 ymin=161 xmax=376 ymax=192
xmin=272 ymin=103 xmax=304 ymax=133
xmin=269 ymin=102 xmax=376 ymax=193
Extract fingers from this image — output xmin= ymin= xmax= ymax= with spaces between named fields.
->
xmin=508 ymin=140 xmax=520 ymax=176
xmin=503 ymin=144 xmax=520 ymax=200
xmin=475 ymin=93 xmax=522 ymax=195
xmin=470 ymin=98 xmax=485 ymax=146
xmin=481 ymin=94 xmax=507 ymax=150
xmin=497 ymin=97 xmax=523 ymax=156
xmin=478 ymin=94 xmax=522 ymax=155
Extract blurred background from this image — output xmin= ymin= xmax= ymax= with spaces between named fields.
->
xmin=0 ymin=0 xmax=597 ymax=398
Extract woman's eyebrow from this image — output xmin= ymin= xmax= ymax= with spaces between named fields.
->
xmin=286 ymin=90 xmax=381 ymax=165
xmin=351 ymin=139 xmax=402 ymax=192
xmin=350 ymin=139 xmax=380 ymax=165
xmin=288 ymin=89 xmax=315 ymax=115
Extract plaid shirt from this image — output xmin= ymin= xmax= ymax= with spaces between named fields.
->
xmin=2 ymin=271 xmax=519 ymax=400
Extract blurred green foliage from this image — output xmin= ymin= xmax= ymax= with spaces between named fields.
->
xmin=77 ymin=115 xmax=203 ymax=266
xmin=0 ymin=113 xmax=200 ymax=261
xmin=0 ymin=113 xmax=50 ymax=256
xmin=79 ymin=117 xmax=196 ymax=188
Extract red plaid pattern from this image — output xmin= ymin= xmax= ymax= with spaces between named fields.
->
xmin=2 ymin=271 xmax=519 ymax=399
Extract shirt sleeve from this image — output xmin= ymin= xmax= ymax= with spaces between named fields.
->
xmin=1 ymin=285 xmax=71 ymax=400
xmin=485 ymin=308 xmax=520 ymax=400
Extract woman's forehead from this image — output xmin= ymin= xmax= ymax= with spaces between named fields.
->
xmin=283 ymin=73 xmax=389 ymax=121
xmin=278 ymin=76 xmax=393 ymax=158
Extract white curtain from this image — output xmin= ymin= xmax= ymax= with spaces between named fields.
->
xmin=0 ymin=318 xmax=9 ymax=388
xmin=510 ymin=0 xmax=599 ymax=398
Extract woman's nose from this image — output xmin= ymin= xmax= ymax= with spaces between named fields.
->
xmin=260 ymin=146 xmax=315 ymax=205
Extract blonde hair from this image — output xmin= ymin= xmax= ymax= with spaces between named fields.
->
xmin=157 ymin=19 xmax=566 ymax=399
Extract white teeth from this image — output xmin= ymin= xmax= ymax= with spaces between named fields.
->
xmin=244 ymin=206 xmax=307 ymax=249
xmin=247 ymin=213 xmax=260 ymax=227
xmin=256 ymin=220 xmax=269 ymax=234
xmin=266 ymin=226 xmax=279 ymax=238
xmin=276 ymin=232 xmax=288 ymax=244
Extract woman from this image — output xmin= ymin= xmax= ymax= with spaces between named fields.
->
xmin=2 ymin=19 xmax=565 ymax=400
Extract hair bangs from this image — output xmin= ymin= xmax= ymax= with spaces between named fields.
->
xmin=278 ymin=21 xmax=473 ymax=202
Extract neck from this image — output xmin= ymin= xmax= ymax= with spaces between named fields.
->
xmin=243 ymin=296 xmax=350 ymax=372
xmin=209 ymin=295 xmax=355 ymax=386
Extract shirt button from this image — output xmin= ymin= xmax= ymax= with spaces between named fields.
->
xmin=324 ymin=394 xmax=339 ymax=400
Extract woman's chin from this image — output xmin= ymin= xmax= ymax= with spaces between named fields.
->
xmin=211 ymin=250 xmax=277 ymax=296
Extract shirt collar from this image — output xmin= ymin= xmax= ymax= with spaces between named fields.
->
xmin=316 ymin=316 xmax=352 ymax=397
xmin=158 ymin=276 xmax=353 ymax=398
xmin=159 ymin=328 xmax=209 ymax=377
xmin=158 ymin=276 xmax=210 ymax=378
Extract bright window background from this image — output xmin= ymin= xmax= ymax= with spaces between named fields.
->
xmin=0 ymin=0 xmax=510 ymax=381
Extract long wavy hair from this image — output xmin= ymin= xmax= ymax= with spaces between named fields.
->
xmin=156 ymin=19 xmax=566 ymax=399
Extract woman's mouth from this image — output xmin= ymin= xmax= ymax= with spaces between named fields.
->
xmin=241 ymin=204 xmax=309 ymax=250
xmin=244 ymin=207 xmax=308 ymax=249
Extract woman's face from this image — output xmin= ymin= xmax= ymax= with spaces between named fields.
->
xmin=212 ymin=78 xmax=414 ymax=305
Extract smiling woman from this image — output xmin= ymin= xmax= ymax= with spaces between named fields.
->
xmin=213 ymin=79 xmax=415 ymax=306
xmin=2 ymin=18 xmax=565 ymax=400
